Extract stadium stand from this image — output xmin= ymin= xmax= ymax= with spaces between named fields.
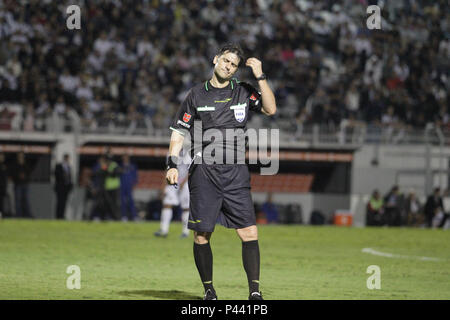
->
xmin=0 ymin=0 xmax=448 ymax=140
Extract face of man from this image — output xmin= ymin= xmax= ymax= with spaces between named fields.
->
xmin=213 ymin=51 xmax=240 ymax=80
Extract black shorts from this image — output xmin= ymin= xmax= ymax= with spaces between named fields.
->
xmin=188 ymin=164 xmax=256 ymax=232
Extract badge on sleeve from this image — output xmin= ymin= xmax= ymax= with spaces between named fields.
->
xmin=182 ymin=113 xmax=191 ymax=122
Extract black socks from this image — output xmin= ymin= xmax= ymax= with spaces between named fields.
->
xmin=242 ymin=240 xmax=260 ymax=293
xmin=193 ymin=242 xmax=214 ymax=293
xmin=194 ymin=240 xmax=261 ymax=295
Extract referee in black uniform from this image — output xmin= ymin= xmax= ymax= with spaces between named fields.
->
xmin=166 ymin=44 xmax=276 ymax=300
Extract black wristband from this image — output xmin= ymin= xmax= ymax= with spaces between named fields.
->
xmin=255 ymin=73 xmax=267 ymax=81
xmin=167 ymin=156 xmax=178 ymax=170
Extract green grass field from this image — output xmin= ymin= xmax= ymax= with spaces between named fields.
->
xmin=0 ymin=219 xmax=449 ymax=300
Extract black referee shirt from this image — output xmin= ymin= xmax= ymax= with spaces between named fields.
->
xmin=170 ymin=78 xmax=262 ymax=164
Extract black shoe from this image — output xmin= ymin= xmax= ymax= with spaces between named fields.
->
xmin=249 ymin=291 xmax=263 ymax=300
xmin=203 ymin=289 xmax=217 ymax=300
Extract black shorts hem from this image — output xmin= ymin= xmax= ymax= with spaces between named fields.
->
xmin=188 ymin=225 xmax=216 ymax=233
xmin=188 ymin=222 xmax=256 ymax=233
xmin=221 ymin=222 xmax=256 ymax=230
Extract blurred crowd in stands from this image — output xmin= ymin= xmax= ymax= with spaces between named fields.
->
xmin=0 ymin=0 xmax=449 ymax=136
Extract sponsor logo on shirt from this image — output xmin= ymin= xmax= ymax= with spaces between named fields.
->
xmin=214 ymin=98 xmax=232 ymax=103
xmin=197 ymin=106 xmax=215 ymax=111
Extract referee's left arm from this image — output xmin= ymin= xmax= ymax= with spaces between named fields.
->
xmin=245 ymin=57 xmax=277 ymax=116
xmin=258 ymin=78 xmax=277 ymax=116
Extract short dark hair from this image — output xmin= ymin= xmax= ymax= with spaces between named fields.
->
xmin=217 ymin=43 xmax=245 ymax=66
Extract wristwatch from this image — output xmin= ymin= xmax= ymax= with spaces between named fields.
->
xmin=255 ymin=73 xmax=267 ymax=81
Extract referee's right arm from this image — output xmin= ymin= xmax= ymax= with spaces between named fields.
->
xmin=167 ymin=89 xmax=194 ymax=185
xmin=166 ymin=130 xmax=184 ymax=185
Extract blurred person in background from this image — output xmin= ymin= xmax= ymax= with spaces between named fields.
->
xmin=0 ymin=106 xmax=15 ymax=131
xmin=89 ymin=155 xmax=106 ymax=221
xmin=383 ymin=185 xmax=402 ymax=226
xmin=120 ymin=154 xmax=138 ymax=222
xmin=82 ymin=168 xmax=97 ymax=221
xmin=404 ymin=189 xmax=423 ymax=227
xmin=366 ymin=189 xmax=384 ymax=226
xmin=424 ymin=187 xmax=448 ymax=228
xmin=0 ymin=153 xmax=7 ymax=218
xmin=155 ymin=149 xmax=191 ymax=238
xmin=90 ymin=154 xmax=119 ymax=221
xmin=147 ymin=189 xmax=163 ymax=221
xmin=22 ymin=102 xmax=35 ymax=132
xmin=255 ymin=203 xmax=267 ymax=225
xmin=54 ymin=153 xmax=73 ymax=220
xmin=261 ymin=192 xmax=279 ymax=224
xmin=103 ymin=152 xmax=121 ymax=221
xmin=424 ymin=187 xmax=443 ymax=228
xmin=11 ymin=152 xmax=33 ymax=218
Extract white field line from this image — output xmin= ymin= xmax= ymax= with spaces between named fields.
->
xmin=361 ymin=248 xmax=443 ymax=262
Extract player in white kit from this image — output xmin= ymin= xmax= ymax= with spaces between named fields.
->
xmin=154 ymin=150 xmax=191 ymax=238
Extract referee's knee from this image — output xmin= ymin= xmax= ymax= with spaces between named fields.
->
xmin=194 ymin=231 xmax=212 ymax=244
xmin=236 ymin=225 xmax=258 ymax=242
